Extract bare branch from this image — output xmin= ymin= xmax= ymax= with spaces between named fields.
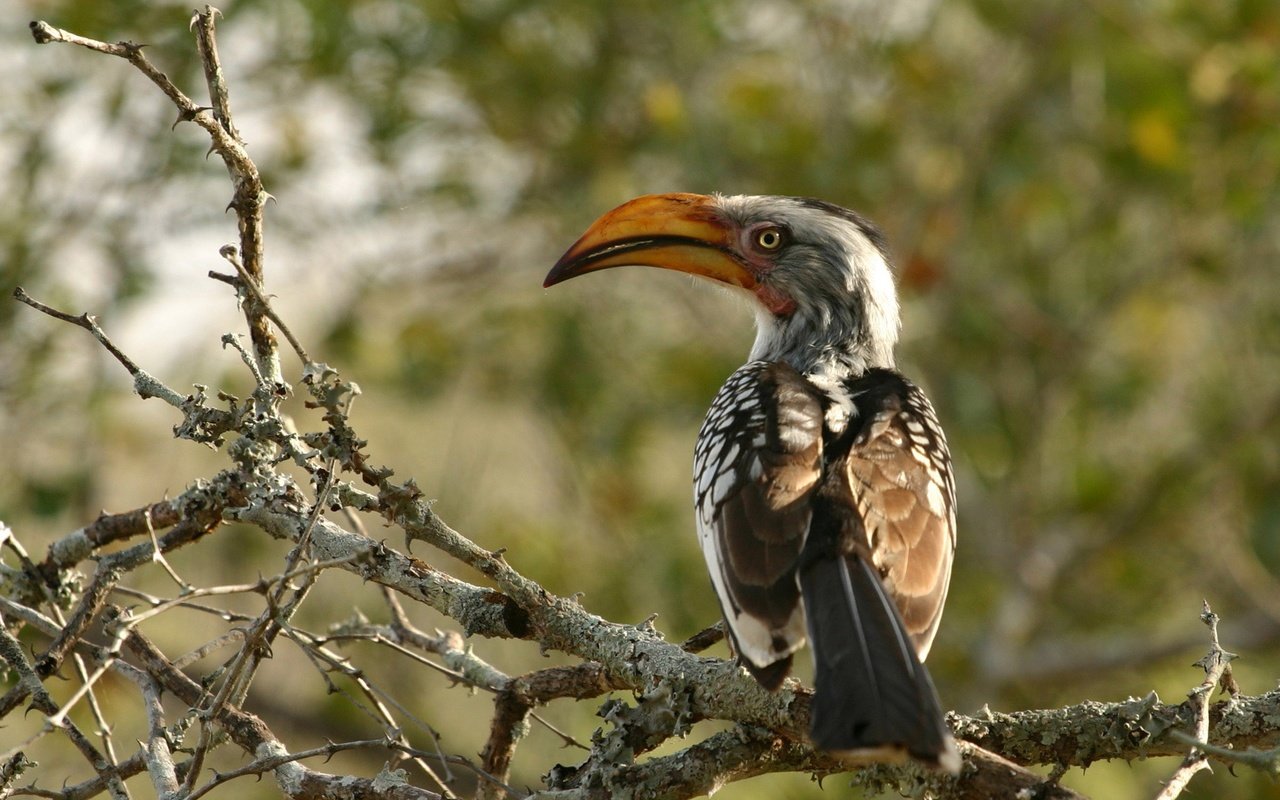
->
xmin=12 ymin=287 xmax=186 ymax=407
xmin=115 ymin=663 xmax=181 ymax=799
xmin=219 ymin=245 xmax=312 ymax=366
xmin=41 ymin=499 xmax=184 ymax=572
xmin=953 ymin=687 xmax=1280 ymax=768
xmin=0 ymin=628 xmax=129 ymax=800
xmin=189 ymin=5 xmax=240 ymax=144
xmin=479 ymin=692 xmax=532 ymax=800
xmin=29 ymin=13 xmax=280 ymax=384
xmin=126 ymin=631 xmax=444 ymax=800
xmin=183 ymin=738 xmax=401 ymax=800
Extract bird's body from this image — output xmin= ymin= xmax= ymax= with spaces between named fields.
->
xmin=546 ymin=193 xmax=959 ymax=771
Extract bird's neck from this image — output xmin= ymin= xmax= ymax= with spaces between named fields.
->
xmin=748 ymin=306 xmax=896 ymax=379
xmin=749 ymin=305 xmax=897 ymax=435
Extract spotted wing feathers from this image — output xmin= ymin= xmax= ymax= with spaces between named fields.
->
xmin=694 ymin=361 xmax=824 ymax=683
xmin=844 ymin=369 xmax=956 ymax=660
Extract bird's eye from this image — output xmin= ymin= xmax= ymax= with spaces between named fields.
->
xmin=755 ymin=227 xmax=784 ymax=250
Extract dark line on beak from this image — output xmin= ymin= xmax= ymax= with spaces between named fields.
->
xmin=546 ymin=235 xmax=739 ymax=287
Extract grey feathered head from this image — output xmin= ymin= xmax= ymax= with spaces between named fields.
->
xmin=545 ymin=192 xmax=902 ymax=376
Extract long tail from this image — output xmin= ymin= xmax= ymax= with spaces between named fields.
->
xmin=799 ymin=552 xmax=959 ymax=771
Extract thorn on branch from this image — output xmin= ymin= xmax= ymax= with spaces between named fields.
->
xmin=173 ymin=107 xmax=206 ymax=129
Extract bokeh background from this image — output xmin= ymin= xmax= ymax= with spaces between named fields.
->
xmin=3 ymin=1 xmax=1279 ymax=798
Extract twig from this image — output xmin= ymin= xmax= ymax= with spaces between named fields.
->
xmin=0 ymin=628 xmax=129 ymax=800
xmin=111 ymin=585 xmax=253 ymax=624
xmin=220 ymin=333 xmax=266 ymax=387
xmin=220 ymin=245 xmax=312 ymax=365
xmin=187 ymin=6 xmax=278 ymax=383
xmin=381 ymin=589 xmax=509 ymax=689
xmin=143 ymin=506 xmax=191 ymax=590
xmin=327 ymin=616 xmax=591 ymax=762
xmin=30 ymin=13 xmax=280 ymax=385
xmin=1154 ymin=601 xmax=1239 ymax=800
xmin=28 ymin=21 xmax=224 ymax=144
xmin=126 ymin=630 xmax=445 ymax=799
xmin=189 ymin=5 xmax=240 ymax=144
xmin=280 ymin=624 xmax=459 ymax=797
xmin=680 ymin=620 xmax=725 ymax=653
xmin=124 ymin=549 xmax=367 ymax=629
xmin=12 ymin=287 xmax=186 ymax=408
xmin=1168 ymin=730 xmax=1280 ymax=776
xmin=379 ymin=589 xmax=593 ymax=749
xmin=172 ymin=629 xmax=248 ymax=669
xmin=387 ymin=750 xmax=524 ymax=800
xmin=183 ymin=738 xmax=393 ymax=800
xmin=46 ymin=608 xmax=133 ymax=730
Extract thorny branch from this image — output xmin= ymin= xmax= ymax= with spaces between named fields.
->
xmin=1153 ymin=601 xmax=1242 ymax=800
xmin=7 ymin=10 xmax=1280 ymax=800
xmin=30 ymin=10 xmax=278 ymax=387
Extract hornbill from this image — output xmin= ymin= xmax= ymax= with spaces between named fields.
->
xmin=544 ymin=193 xmax=959 ymax=771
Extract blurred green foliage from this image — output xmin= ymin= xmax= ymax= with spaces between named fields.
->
xmin=3 ymin=0 xmax=1279 ymax=797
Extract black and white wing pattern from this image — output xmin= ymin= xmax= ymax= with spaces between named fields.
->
xmin=693 ymin=360 xmax=824 ymax=688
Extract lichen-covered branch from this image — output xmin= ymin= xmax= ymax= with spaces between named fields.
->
xmin=952 ymin=688 xmax=1280 ymax=768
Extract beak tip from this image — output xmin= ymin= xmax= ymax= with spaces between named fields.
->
xmin=542 ymin=257 xmax=576 ymax=289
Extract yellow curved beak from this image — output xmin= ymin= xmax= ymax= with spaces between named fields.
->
xmin=544 ymin=193 xmax=757 ymax=290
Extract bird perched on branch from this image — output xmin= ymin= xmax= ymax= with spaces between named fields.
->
xmin=544 ymin=193 xmax=959 ymax=771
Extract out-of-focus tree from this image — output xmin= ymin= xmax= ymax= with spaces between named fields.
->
xmin=3 ymin=1 xmax=1278 ymax=798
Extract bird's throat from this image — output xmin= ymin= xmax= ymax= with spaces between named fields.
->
xmin=755 ymin=284 xmax=797 ymax=316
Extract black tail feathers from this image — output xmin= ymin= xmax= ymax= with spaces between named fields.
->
xmin=799 ymin=553 xmax=958 ymax=772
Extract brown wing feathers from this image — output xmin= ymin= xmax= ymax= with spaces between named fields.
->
xmin=798 ymin=368 xmax=956 ymax=764
xmin=843 ymin=369 xmax=956 ymax=658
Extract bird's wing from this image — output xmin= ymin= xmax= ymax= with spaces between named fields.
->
xmin=844 ymin=370 xmax=956 ymax=660
xmin=694 ymin=360 xmax=824 ymax=683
